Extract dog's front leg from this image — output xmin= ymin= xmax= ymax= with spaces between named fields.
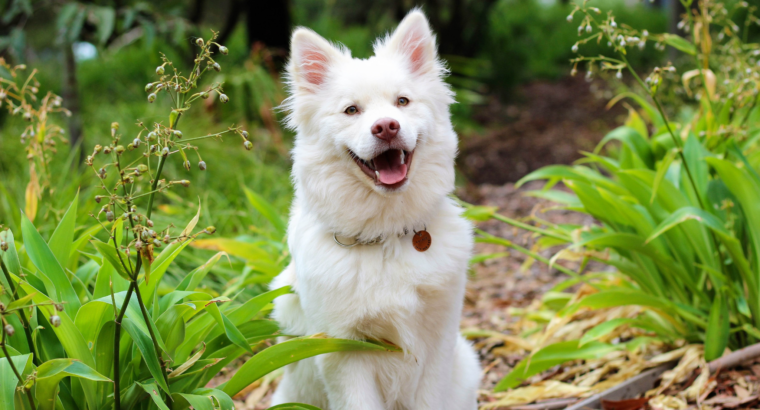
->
xmin=317 ymin=351 xmax=386 ymax=410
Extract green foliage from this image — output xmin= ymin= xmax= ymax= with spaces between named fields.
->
xmin=487 ymin=0 xmax=667 ymax=94
xmin=467 ymin=0 xmax=760 ymax=392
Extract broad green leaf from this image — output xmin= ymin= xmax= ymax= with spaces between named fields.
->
xmin=494 ymin=341 xmax=619 ymax=391
xmin=94 ymin=321 xmax=115 ymax=406
xmin=0 ymin=354 xmax=32 ymax=410
xmin=705 ymin=291 xmax=729 ymax=362
xmin=6 ymin=291 xmax=36 ymax=311
xmin=563 ymin=289 xmax=672 ymax=316
xmin=579 ymin=318 xmax=637 ymax=346
xmin=17 ymin=282 xmax=100 ymax=409
xmin=35 ymin=359 xmax=110 ymax=410
xmin=91 ymin=239 xmax=132 ymax=282
xmin=91 ymin=6 xmax=115 ymax=44
xmin=122 ymin=318 xmax=170 ymax=395
xmin=707 ymin=158 xmax=760 ymax=270
xmin=48 ymin=192 xmax=78 ymax=270
xmin=138 ymin=381 xmax=170 ymax=410
xmin=191 ymin=388 xmax=234 ymax=410
xmin=651 ymin=149 xmax=677 ymax=204
xmin=172 ymin=393 xmax=215 ymax=410
xmin=21 ymin=213 xmax=81 ymax=317
xmin=607 ymin=92 xmax=663 ymax=128
xmin=92 ymin=258 xmax=129 ymax=299
xmin=140 ymin=239 xmax=194 ymax=303
xmin=244 ymin=187 xmax=287 ymax=236
xmin=595 ymin=126 xmax=653 ymax=169
xmin=206 ymin=303 xmax=252 ymax=354
xmin=176 ymin=251 xmax=225 ymax=292
xmin=74 ymin=301 xmax=115 ymax=354
xmin=222 ymin=336 xmax=401 ymax=397
xmin=662 ymin=33 xmax=696 ymax=55
xmin=69 ymin=223 xmax=103 ymax=271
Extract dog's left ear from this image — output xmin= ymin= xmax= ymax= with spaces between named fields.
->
xmin=384 ymin=10 xmax=437 ymax=76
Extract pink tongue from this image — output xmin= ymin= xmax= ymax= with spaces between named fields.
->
xmin=374 ymin=150 xmax=407 ymax=185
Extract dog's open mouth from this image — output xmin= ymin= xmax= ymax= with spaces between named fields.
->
xmin=350 ymin=148 xmax=414 ymax=189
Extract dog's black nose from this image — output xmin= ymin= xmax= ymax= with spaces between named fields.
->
xmin=372 ymin=118 xmax=400 ymax=142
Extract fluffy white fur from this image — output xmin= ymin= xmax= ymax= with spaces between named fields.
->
xmin=270 ymin=10 xmax=480 ymax=410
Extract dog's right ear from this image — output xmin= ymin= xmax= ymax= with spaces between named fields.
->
xmin=288 ymin=28 xmax=343 ymax=91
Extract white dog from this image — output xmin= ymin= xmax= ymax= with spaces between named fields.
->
xmin=269 ymin=10 xmax=480 ymax=410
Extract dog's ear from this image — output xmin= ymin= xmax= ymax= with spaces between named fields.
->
xmin=384 ymin=10 xmax=437 ymax=76
xmin=288 ymin=28 xmax=343 ymax=91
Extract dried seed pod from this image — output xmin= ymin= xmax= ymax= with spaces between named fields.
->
xmin=156 ymin=66 xmax=165 ymax=75
xmin=50 ymin=315 xmax=61 ymax=327
xmin=148 ymin=93 xmax=157 ymax=103
xmin=173 ymin=130 xmax=182 ymax=138
xmin=212 ymin=63 xmax=221 ymax=72
xmin=195 ymin=38 xmax=204 ymax=47
xmin=145 ymin=83 xmax=155 ymax=92
xmin=179 ymin=180 xmax=190 ymax=187
xmin=55 ymin=303 xmax=64 ymax=312
xmin=95 ymin=195 xmax=102 ymax=203
xmin=137 ymin=164 xmax=148 ymax=173
xmin=153 ymin=239 xmax=162 ymax=248
xmin=104 ymin=146 xmax=112 ymax=154
xmin=135 ymin=240 xmax=144 ymax=250
xmin=219 ymin=45 xmax=229 ymax=55
xmin=4 ymin=324 xmax=14 ymax=336
xmin=205 ymin=226 xmax=216 ymax=234
xmin=94 ymin=144 xmax=103 ymax=154
xmin=106 ymin=211 xmax=114 ymax=222
xmin=219 ymin=93 xmax=229 ymax=103
xmin=147 ymin=131 xmax=157 ymax=141
xmin=200 ymin=91 xmax=209 ymax=99
xmin=163 ymin=234 xmax=170 ymax=243
xmin=198 ymin=161 xmax=207 ymax=171
xmin=244 ymin=141 xmax=253 ymax=150
xmin=133 ymin=138 xmax=141 ymax=147
xmin=162 ymin=147 xmax=170 ymax=157
xmin=146 ymin=219 xmax=154 ymax=227
xmin=183 ymin=160 xmax=191 ymax=171
xmin=115 ymin=145 xmax=125 ymax=154
xmin=241 ymin=130 xmax=249 ymax=139
xmin=0 ymin=240 xmax=7 ymax=251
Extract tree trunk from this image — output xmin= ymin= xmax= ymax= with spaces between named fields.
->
xmin=62 ymin=43 xmax=84 ymax=165
xmin=244 ymin=0 xmax=291 ymax=67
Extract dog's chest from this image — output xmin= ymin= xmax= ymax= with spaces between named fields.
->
xmin=289 ymin=205 xmax=472 ymax=340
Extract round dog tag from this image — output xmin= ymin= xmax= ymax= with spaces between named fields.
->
xmin=412 ymin=230 xmax=432 ymax=252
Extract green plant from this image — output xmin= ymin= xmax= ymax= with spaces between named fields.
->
xmin=467 ymin=0 xmax=760 ymax=392
xmin=0 ymin=31 xmax=399 ymax=410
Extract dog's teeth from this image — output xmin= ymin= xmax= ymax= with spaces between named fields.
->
xmin=375 ymin=170 xmax=380 ymax=180
xmin=400 ymin=150 xmax=405 ymax=165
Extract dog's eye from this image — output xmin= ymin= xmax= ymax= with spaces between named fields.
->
xmin=345 ymin=106 xmax=358 ymax=115
xmin=397 ymin=97 xmax=409 ymax=106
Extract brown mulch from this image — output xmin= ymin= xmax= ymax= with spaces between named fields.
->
xmin=458 ymin=75 xmax=625 ymax=185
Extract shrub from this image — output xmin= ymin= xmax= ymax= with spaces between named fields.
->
xmin=467 ymin=0 xmax=760 ymax=391
xmin=0 ymin=31 xmax=398 ymax=410
xmin=487 ymin=0 xmax=668 ymax=95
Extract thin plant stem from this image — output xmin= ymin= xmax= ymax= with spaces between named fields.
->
xmin=132 ymin=283 xmax=170 ymax=388
xmin=0 ymin=258 xmax=41 ymax=366
xmin=1 ymin=321 xmax=36 ymax=410
xmin=112 ymin=282 xmax=135 ymax=410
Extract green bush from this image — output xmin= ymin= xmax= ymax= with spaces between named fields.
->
xmin=467 ymin=0 xmax=760 ymax=391
xmin=487 ymin=0 xmax=668 ymax=94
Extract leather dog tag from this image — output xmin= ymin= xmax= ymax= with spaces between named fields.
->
xmin=412 ymin=230 xmax=432 ymax=252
